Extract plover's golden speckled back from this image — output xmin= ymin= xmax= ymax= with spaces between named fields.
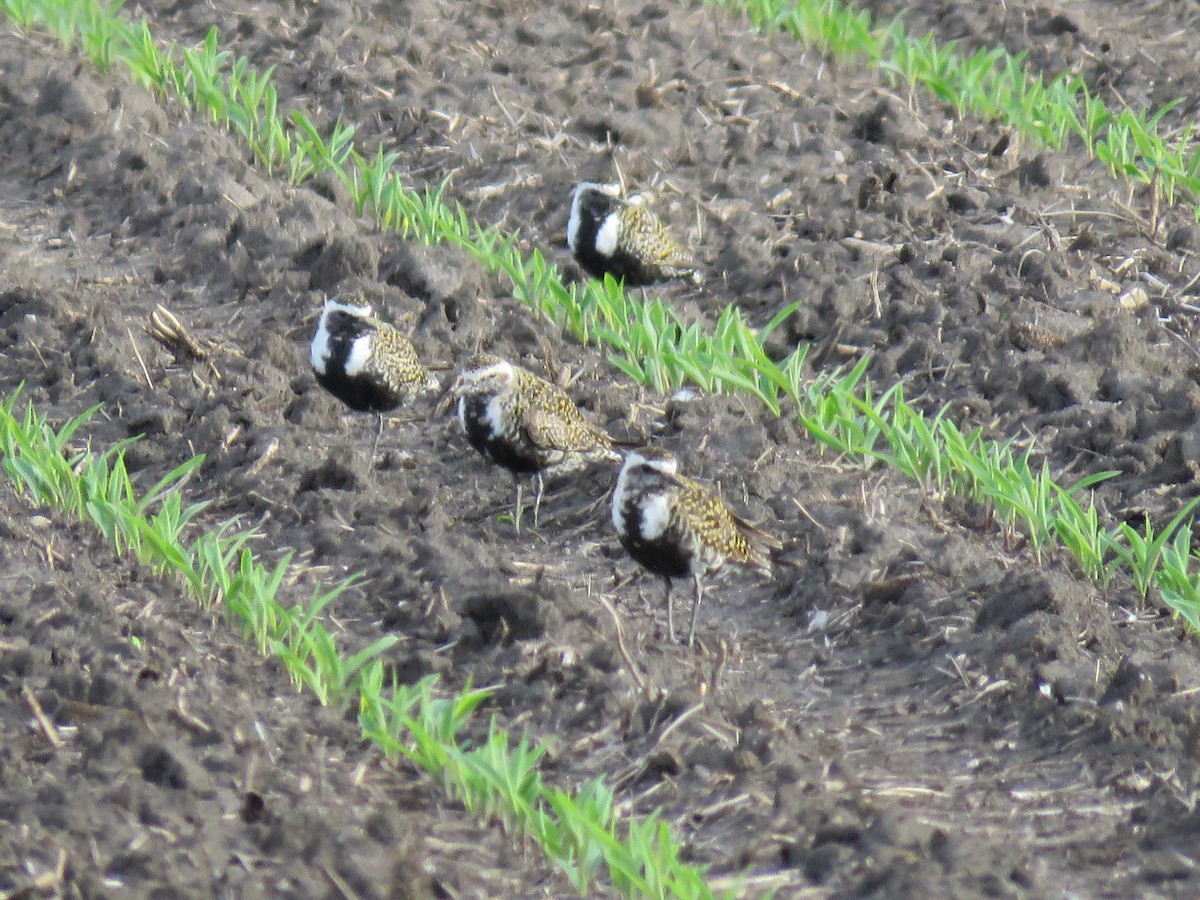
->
xmin=452 ymin=354 xmax=621 ymax=532
xmin=612 ymin=446 xmax=780 ymax=646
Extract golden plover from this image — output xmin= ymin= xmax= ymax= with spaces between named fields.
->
xmin=567 ymin=182 xmax=699 ymax=285
xmin=612 ymin=447 xmax=780 ymax=646
xmin=451 ymin=354 xmax=621 ymax=532
xmin=310 ymin=298 xmax=438 ymax=454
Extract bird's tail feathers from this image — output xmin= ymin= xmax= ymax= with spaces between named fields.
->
xmin=733 ymin=513 xmax=784 ymax=571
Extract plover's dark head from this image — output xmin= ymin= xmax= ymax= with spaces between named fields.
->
xmin=567 ymin=182 xmax=622 ymax=255
xmin=311 ymin=298 xmax=373 ymax=375
xmin=613 ymin=446 xmax=678 ymax=538
xmin=320 ymin=297 xmax=372 ymax=324
xmin=453 ymin=354 xmax=516 ymax=397
xmin=622 ymin=446 xmax=679 ymax=476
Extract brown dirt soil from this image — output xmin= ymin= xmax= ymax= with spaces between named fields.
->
xmin=4 ymin=0 xmax=1200 ymax=897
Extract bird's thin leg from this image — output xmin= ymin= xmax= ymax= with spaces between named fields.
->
xmin=370 ymin=412 xmax=384 ymax=465
xmin=512 ymin=475 xmax=523 ymax=534
xmin=664 ymin=578 xmax=675 ymax=643
xmin=532 ymin=473 xmax=545 ymax=528
xmin=685 ymin=574 xmax=704 ymax=648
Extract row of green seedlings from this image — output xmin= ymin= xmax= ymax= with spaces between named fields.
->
xmin=10 ymin=0 xmax=1200 ymax=627
xmin=805 ymin=357 xmax=1200 ymax=629
xmin=0 ymin=0 xmax=806 ymax=413
xmin=0 ymin=387 xmax=721 ymax=899
xmin=712 ymin=0 xmax=1200 ymax=217
xmin=0 ymin=391 xmax=393 ymax=703
xmin=0 ymin=5 xmax=739 ymax=894
xmin=359 ymin=673 xmax=713 ymax=897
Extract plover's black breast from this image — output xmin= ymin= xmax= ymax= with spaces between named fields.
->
xmin=458 ymin=393 xmax=542 ymax=475
xmin=615 ymin=479 xmax=693 ymax=580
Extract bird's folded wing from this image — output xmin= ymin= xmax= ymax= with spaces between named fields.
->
xmin=624 ymin=206 xmax=695 ymax=267
xmin=673 ymin=478 xmax=733 ymax=543
xmin=675 ymin=475 xmax=780 ymax=562
xmin=523 ymin=404 xmax=604 ymax=452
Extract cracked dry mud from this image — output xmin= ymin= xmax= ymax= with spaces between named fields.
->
xmin=4 ymin=0 xmax=1200 ymax=897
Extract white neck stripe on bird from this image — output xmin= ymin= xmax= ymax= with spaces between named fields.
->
xmin=624 ymin=450 xmax=678 ymax=475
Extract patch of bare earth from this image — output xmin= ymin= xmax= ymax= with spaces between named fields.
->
xmin=4 ymin=0 xmax=1200 ymax=896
